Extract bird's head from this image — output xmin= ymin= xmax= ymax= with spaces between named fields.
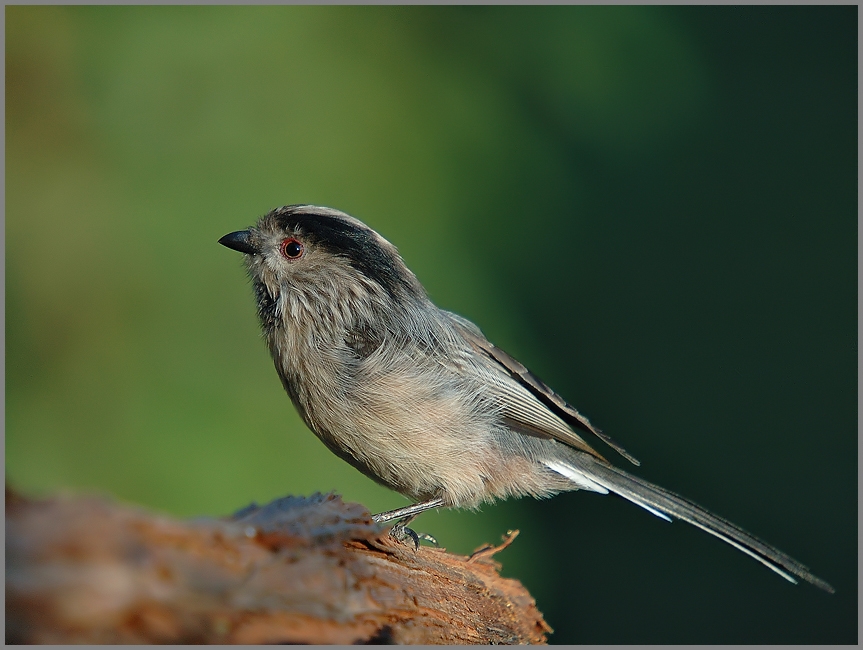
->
xmin=219 ymin=205 xmax=425 ymax=337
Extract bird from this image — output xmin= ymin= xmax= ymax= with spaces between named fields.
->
xmin=219 ymin=204 xmax=833 ymax=593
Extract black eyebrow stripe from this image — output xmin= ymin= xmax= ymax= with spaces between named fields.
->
xmin=273 ymin=210 xmax=414 ymax=299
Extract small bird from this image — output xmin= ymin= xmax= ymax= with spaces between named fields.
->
xmin=219 ymin=204 xmax=832 ymax=592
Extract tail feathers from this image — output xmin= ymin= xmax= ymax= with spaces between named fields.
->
xmin=546 ymin=456 xmax=834 ymax=593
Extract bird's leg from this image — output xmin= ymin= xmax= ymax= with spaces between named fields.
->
xmin=372 ymin=497 xmax=445 ymax=550
xmin=372 ymin=497 xmax=445 ymax=523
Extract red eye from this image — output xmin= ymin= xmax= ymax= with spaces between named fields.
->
xmin=280 ymin=237 xmax=304 ymax=260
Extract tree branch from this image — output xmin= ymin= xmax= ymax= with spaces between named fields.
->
xmin=6 ymin=487 xmax=551 ymax=644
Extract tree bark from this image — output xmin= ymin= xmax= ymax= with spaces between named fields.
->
xmin=6 ymin=487 xmax=551 ymax=644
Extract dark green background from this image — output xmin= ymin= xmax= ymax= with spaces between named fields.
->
xmin=6 ymin=6 xmax=856 ymax=643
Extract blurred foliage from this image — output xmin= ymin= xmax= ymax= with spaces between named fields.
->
xmin=6 ymin=6 xmax=856 ymax=644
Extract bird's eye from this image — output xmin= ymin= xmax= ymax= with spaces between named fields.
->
xmin=280 ymin=237 xmax=305 ymax=260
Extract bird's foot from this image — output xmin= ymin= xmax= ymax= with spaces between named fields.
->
xmin=389 ymin=520 xmax=439 ymax=550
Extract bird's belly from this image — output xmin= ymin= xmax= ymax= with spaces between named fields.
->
xmin=300 ymin=370 xmax=507 ymax=507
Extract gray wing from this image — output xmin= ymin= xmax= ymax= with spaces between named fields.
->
xmin=443 ymin=310 xmax=639 ymax=466
xmin=443 ymin=311 xmax=836 ymax=592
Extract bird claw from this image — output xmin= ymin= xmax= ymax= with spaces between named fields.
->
xmin=393 ymin=523 xmax=420 ymax=550
xmin=389 ymin=521 xmax=439 ymax=550
xmin=416 ymin=531 xmax=439 ymax=547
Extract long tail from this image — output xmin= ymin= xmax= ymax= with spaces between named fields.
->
xmin=545 ymin=454 xmax=834 ymax=593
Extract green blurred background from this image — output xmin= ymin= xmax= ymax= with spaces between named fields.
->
xmin=6 ymin=6 xmax=856 ymax=643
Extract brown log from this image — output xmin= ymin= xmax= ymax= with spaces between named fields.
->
xmin=5 ymin=487 xmax=551 ymax=644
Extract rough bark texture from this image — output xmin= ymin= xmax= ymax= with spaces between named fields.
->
xmin=6 ymin=488 xmax=551 ymax=644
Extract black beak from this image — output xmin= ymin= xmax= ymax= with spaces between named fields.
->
xmin=219 ymin=230 xmax=259 ymax=254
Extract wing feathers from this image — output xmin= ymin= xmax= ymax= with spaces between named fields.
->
xmin=445 ymin=310 xmax=638 ymax=465
xmin=443 ymin=311 xmax=832 ymax=592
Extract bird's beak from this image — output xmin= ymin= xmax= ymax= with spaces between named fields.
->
xmin=219 ymin=230 xmax=260 ymax=254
